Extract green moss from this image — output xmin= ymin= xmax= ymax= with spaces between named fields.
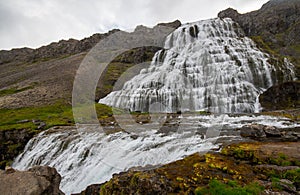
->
xmin=0 ymin=100 xmax=126 ymax=131
xmin=283 ymin=168 xmax=300 ymax=183
xmin=269 ymin=155 xmax=293 ymax=166
xmin=195 ymin=180 xmax=264 ymax=195
xmin=0 ymin=101 xmax=74 ymax=131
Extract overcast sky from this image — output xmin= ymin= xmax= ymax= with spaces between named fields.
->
xmin=0 ymin=0 xmax=269 ymax=50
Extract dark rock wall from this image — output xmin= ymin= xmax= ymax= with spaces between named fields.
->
xmin=260 ymin=81 xmax=300 ymax=111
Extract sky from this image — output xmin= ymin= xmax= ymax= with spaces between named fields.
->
xmin=0 ymin=0 xmax=269 ymax=50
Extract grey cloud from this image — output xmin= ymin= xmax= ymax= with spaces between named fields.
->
xmin=0 ymin=0 xmax=268 ymax=50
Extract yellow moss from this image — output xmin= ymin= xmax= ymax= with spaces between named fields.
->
xmin=193 ymin=163 xmax=201 ymax=168
xmin=205 ymin=153 xmax=216 ymax=163
xmin=176 ymin=177 xmax=184 ymax=182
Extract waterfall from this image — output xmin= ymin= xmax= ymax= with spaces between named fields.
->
xmin=12 ymin=115 xmax=300 ymax=194
xmin=99 ymin=18 xmax=295 ymax=113
xmin=12 ymin=18 xmax=298 ymax=195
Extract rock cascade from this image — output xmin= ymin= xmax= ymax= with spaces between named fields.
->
xmin=100 ymin=18 xmax=295 ymax=113
xmin=218 ymin=0 xmax=300 ymax=78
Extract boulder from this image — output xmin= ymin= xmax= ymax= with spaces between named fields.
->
xmin=263 ymin=126 xmax=281 ymax=137
xmin=0 ymin=166 xmax=64 ymax=195
xmin=240 ymin=124 xmax=266 ymax=139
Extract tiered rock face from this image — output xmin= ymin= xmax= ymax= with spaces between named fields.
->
xmin=218 ymin=0 xmax=300 ymax=42
xmin=218 ymin=0 xmax=300 ymax=78
xmin=99 ymin=17 xmax=295 ymax=113
xmin=0 ymin=166 xmax=64 ymax=195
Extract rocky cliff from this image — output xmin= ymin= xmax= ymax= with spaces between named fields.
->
xmin=218 ymin=0 xmax=300 ymax=78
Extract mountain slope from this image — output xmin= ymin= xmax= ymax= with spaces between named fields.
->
xmin=0 ymin=21 xmax=181 ymax=109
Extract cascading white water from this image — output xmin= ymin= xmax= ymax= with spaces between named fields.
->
xmin=99 ymin=18 xmax=295 ymax=113
xmin=12 ymin=114 xmax=300 ymax=194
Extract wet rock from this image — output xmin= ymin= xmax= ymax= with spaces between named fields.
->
xmin=240 ymin=124 xmax=266 ymax=138
xmin=0 ymin=166 xmax=64 ymax=195
xmin=240 ymin=124 xmax=300 ymax=141
xmin=282 ymin=132 xmax=298 ymax=142
xmin=130 ymin=134 xmax=138 ymax=140
xmin=263 ymin=126 xmax=281 ymax=137
xmin=218 ymin=0 xmax=300 ymax=79
xmin=135 ymin=115 xmax=151 ymax=124
xmin=72 ymin=184 xmax=102 ymax=195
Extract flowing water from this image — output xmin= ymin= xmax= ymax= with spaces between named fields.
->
xmin=12 ymin=18 xmax=298 ymax=194
xmin=99 ymin=18 xmax=295 ymax=113
xmin=12 ymin=114 xmax=300 ymax=194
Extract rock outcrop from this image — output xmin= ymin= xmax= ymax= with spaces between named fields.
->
xmin=218 ymin=0 xmax=300 ymax=42
xmin=0 ymin=129 xmax=35 ymax=169
xmin=259 ymin=81 xmax=300 ymax=111
xmin=157 ymin=20 xmax=181 ymax=29
xmin=0 ymin=166 xmax=64 ymax=195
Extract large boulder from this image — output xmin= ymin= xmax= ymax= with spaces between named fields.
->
xmin=240 ymin=124 xmax=267 ymax=139
xmin=0 ymin=166 xmax=64 ymax=195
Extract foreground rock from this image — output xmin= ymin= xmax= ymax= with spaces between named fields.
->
xmin=76 ymin=142 xmax=300 ymax=195
xmin=0 ymin=166 xmax=64 ymax=195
